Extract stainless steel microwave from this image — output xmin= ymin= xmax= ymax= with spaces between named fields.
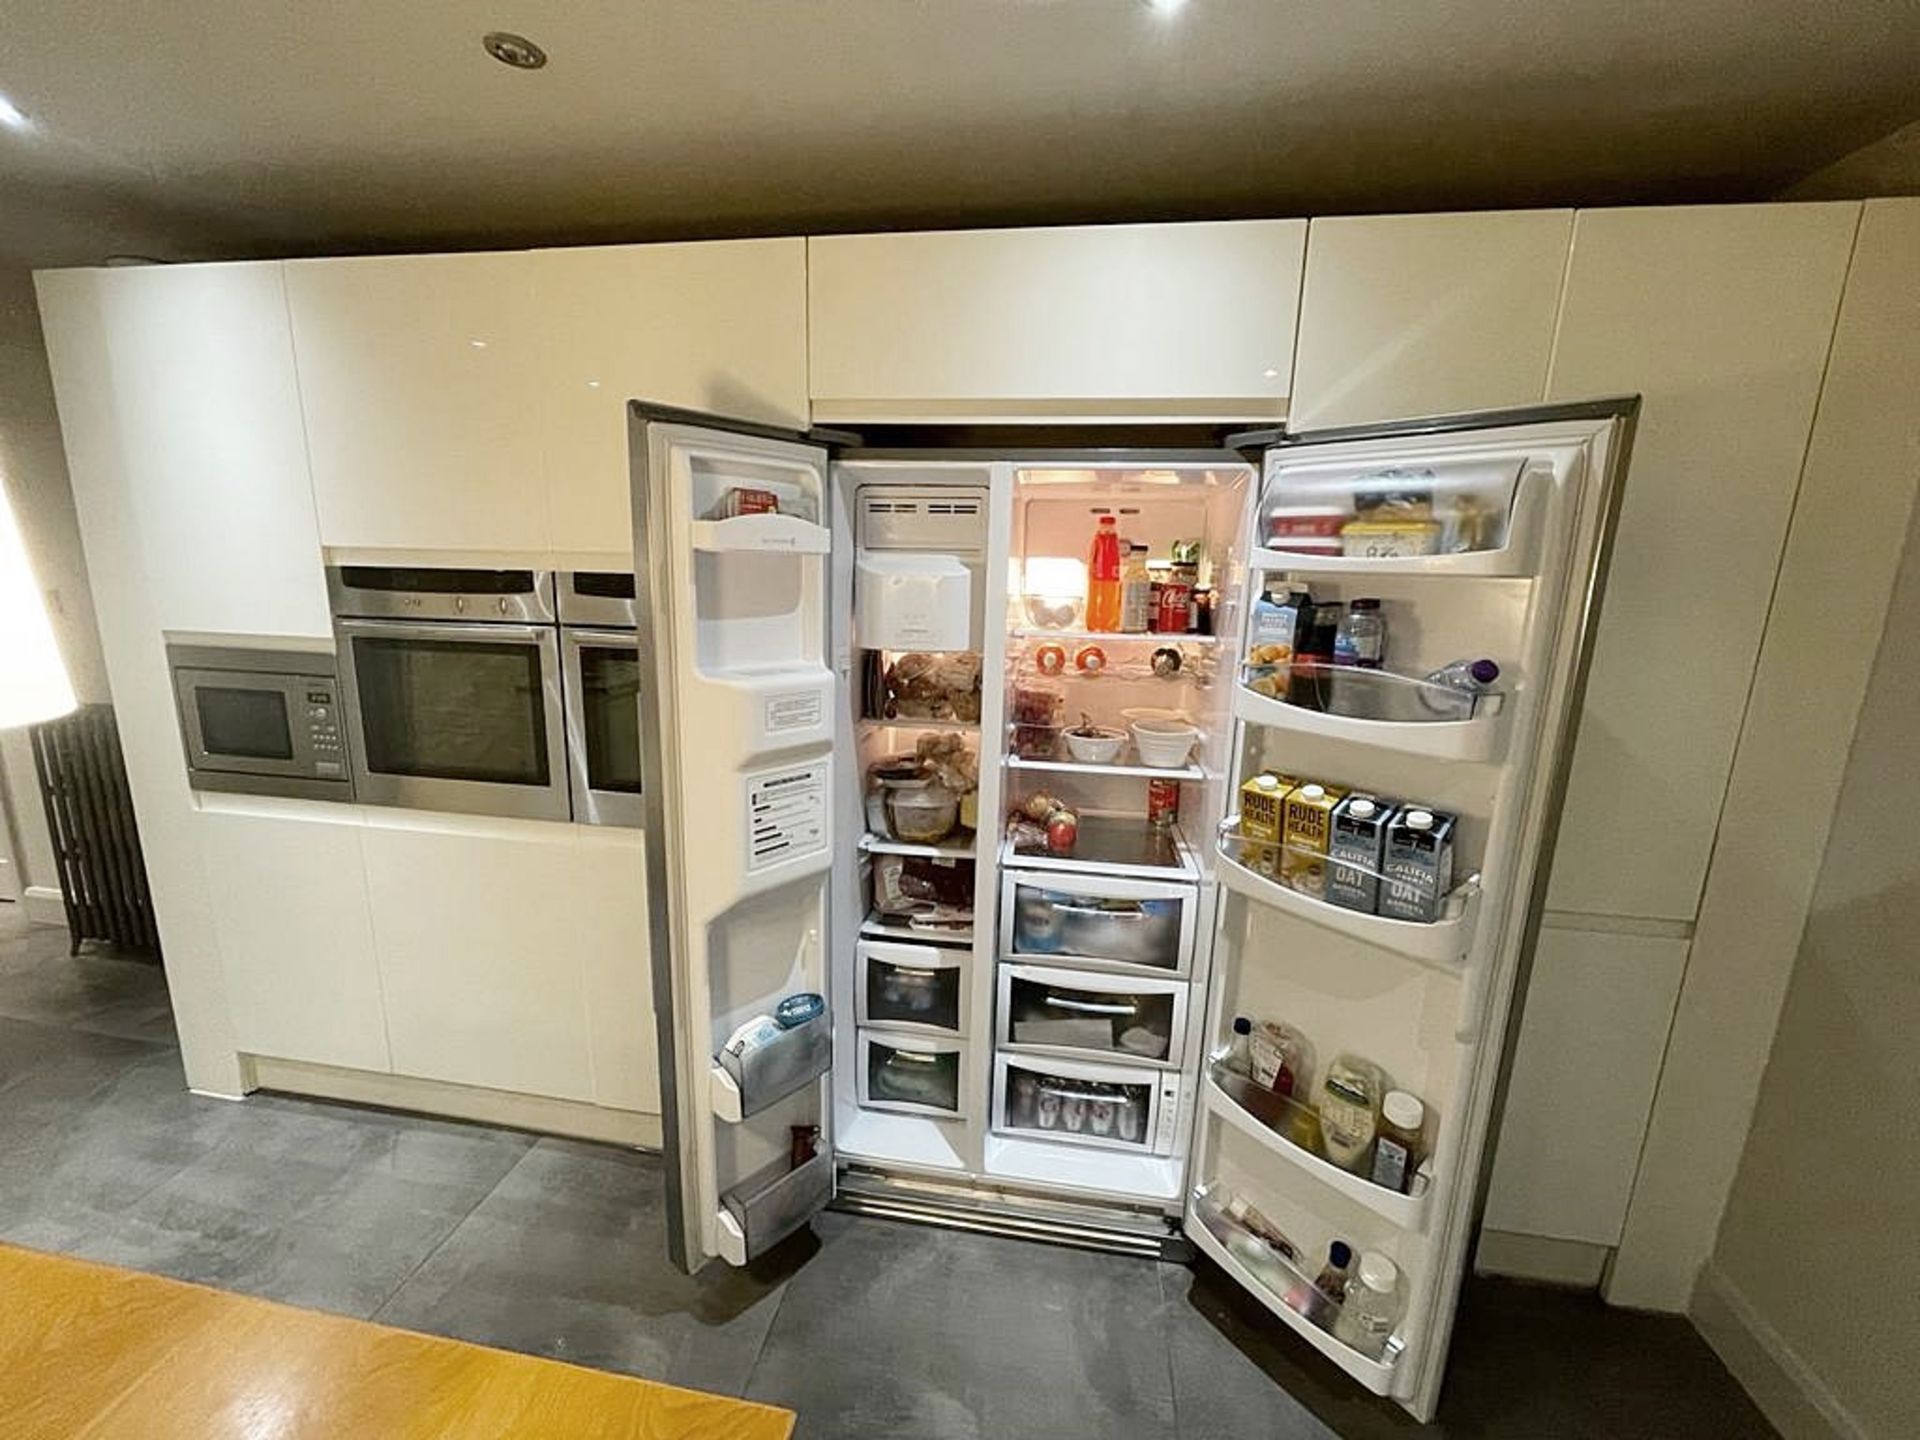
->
xmin=168 ymin=643 xmax=352 ymax=801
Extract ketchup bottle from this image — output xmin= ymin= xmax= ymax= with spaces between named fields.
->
xmin=1085 ymin=514 xmax=1123 ymax=632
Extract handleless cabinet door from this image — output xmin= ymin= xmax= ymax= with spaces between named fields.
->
xmin=286 ymin=253 xmax=548 ymax=552
xmin=361 ymin=815 xmax=594 ymax=1103
xmin=534 ymin=241 xmax=808 ymax=559
xmin=1543 ymin=203 xmax=1858 ymax=922
xmin=808 ymin=220 xmax=1305 ymax=422
xmin=1289 ymin=211 xmax=1573 ymax=430
xmin=198 ymin=801 xmax=388 ymax=1073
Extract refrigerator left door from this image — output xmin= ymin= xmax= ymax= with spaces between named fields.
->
xmin=630 ymin=403 xmax=840 ymax=1272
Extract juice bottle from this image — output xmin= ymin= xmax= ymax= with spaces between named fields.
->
xmin=1085 ymin=514 xmax=1123 ymax=631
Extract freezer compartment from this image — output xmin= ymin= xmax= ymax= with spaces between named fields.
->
xmin=992 ymin=1052 xmax=1183 ymax=1155
xmin=998 ymin=964 xmax=1190 ymax=1068
xmin=718 ymin=1146 xmax=835 ymax=1263
xmin=857 ymin=1031 xmax=969 ymax=1118
xmin=712 ymin=1005 xmax=833 ymax=1122
xmin=1000 ymin=868 xmax=1198 ymax=976
xmin=857 ymin=940 xmax=968 ymax=1035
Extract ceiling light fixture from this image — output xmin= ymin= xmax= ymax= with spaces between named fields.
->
xmin=1144 ymin=0 xmax=1187 ymax=14
xmin=0 ymin=91 xmax=34 ymax=132
xmin=482 ymin=32 xmax=548 ymax=69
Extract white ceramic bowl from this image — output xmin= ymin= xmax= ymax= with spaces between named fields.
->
xmin=1063 ymin=726 xmax=1127 ymax=764
xmin=1131 ymin=720 xmax=1201 ymax=769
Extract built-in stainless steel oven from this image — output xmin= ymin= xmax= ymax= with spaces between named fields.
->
xmin=328 ymin=567 xmax=569 ymax=821
xmin=559 ymin=571 xmax=642 ymax=827
xmin=168 ymin=643 xmax=352 ymax=801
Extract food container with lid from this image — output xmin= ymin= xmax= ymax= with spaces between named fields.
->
xmin=886 ymin=781 xmax=960 ymax=844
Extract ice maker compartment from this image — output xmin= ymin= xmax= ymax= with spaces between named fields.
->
xmin=717 ymin=1007 xmax=832 ymax=1118
xmin=721 ymin=1147 xmax=835 ymax=1261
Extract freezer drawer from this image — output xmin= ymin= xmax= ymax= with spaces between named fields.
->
xmin=997 ymin=964 xmax=1190 ymax=1069
xmin=856 ymin=940 xmax=968 ymax=1036
xmin=857 ymin=1030 xmax=969 ymax=1119
xmin=991 ymin=1052 xmax=1183 ymax=1156
xmin=1000 ymin=868 xmax=1198 ymax=977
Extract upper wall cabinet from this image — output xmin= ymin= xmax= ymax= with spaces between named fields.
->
xmin=533 ymin=241 xmax=808 ymax=558
xmin=1288 ymin=211 xmax=1573 ymax=431
xmin=286 ymin=253 xmax=549 ymax=553
xmin=807 ymin=220 xmax=1306 ymax=422
xmin=1543 ymin=203 xmax=1859 ymax=922
xmin=37 ymin=264 xmax=331 ymax=637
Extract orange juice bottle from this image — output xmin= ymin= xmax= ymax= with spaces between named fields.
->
xmin=1085 ymin=514 xmax=1123 ymax=632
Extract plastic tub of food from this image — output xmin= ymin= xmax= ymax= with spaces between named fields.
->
xmin=887 ymin=782 xmax=960 ymax=843
xmin=1063 ymin=722 xmax=1127 ymax=764
xmin=1131 ymin=719 xmax=1201 ymax=769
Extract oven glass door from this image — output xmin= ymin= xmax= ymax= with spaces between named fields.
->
xmin=563 ymin=628 xmax=643 ymax=826
xmin=339 ymin=620 xmax=568 ymax=820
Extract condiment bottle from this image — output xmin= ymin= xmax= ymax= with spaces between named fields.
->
xmin=1314 ymin=1240 xmax=1354 ymax=1302
xmin=1221 ymin=1016 xmax=1253 ymax=1078
xmin=1370 ymin=1090 xmax=1426 ymax=1194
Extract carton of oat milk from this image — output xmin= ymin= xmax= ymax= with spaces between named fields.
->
xmin=1327 ymin=794 xmax=1393 ymax=913
xmin=1378 ymin=805 xmax=1457 ymax=923
xmin=1280 ymin=782 xmax=1346 ymax=899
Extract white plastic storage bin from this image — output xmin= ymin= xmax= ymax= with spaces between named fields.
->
xmin=991 ymin=1052 xmax=1184 ymax=1156
xmin=856 ymin=552 xmax=973 ymax=651
xmin=999 ymin=869 xmax=1200 ymax=977
xmin=856 ymin=940 xmax=969 ymax=1036
xmin=996 ymin=964 xmax=1190 ymax=1068
xmin=857 ymin=1030 xmax=970 ymax=1119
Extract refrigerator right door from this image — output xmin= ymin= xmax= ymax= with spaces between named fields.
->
xmin=1188 ymin=401 xmax=1636 ymax=1420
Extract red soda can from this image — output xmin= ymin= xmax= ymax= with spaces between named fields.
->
xmin=1147 ymin=778 xmax=1181 ymax=830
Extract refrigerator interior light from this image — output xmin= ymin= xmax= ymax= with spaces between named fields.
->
xmin=0 ymin=476 xmax=77 ymax=728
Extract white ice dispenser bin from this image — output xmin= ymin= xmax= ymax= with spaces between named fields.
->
xmin=856 ymin=552 xmax=974 ymax=651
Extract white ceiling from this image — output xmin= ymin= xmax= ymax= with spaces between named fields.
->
xmin=2 ymin=0 xmax=1918 ymax=266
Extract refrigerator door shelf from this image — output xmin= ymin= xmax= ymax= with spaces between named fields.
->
xmin=1214 ymin=824 xmax=1479 ymax=972
xmin=1203 ymin=1070 xmax=1434 ymax=1231
xmin=1232 ymin=680 xmax=1509 ymax=764
xmin=1188 ymin=1185 xmax=1406 ymax=1397
xmin=710 ymin=1006 xmax=834 ymax=1123
xmin=690 ymin=512 xmax=831 ymax=554
xmin=717 ymin=1148 xmax=837 ymax=1265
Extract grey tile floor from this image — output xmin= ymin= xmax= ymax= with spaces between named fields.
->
xmin=0 ymin=906 xmax=1776 ymax=1439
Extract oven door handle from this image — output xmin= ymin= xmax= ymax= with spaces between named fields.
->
xmin=335 ymin=617 xmax=557 ymax=644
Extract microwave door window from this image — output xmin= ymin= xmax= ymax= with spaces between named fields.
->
xmin=353 ymin=637 xmax=550 ymax=785
xmin=580 ymin=645 xmax=643 ymax=793
xmin=197 ymin=687 xmax=294 ymax=760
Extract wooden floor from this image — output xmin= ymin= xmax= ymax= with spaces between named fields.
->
xmin=0 ymin=1244 xmax=794 ymax=1440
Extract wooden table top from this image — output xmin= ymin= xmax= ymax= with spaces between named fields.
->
xmin=0 ymin=1243 xmax=794 ymax=1440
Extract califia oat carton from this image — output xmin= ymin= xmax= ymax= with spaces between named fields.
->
xmin=1378 ymin=805 xmax=1457 ymax=923
xmin=1327 ymin=794 xmax=1393 ymax=913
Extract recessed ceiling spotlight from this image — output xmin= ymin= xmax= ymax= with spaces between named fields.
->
xmin=482 ymin=31 xmax=548 ymax=70
xmin=1144 ymin=0 xmax=1187 ymax=14
xmin=0 ymin=91 xmax=34 ymax=131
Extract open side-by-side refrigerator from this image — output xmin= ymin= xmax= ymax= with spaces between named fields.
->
xmin=629 ymin=398 xmax=1635 ymax=1421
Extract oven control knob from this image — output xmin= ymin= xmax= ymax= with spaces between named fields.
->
xmin=455 ymin=596 xmax=466 ymax=613
xmin=497 ymin=597 xmax=510 ymax=615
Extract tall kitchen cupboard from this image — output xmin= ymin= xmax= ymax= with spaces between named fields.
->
xmin=627 ymin=400 xmax=1632 ymax=1422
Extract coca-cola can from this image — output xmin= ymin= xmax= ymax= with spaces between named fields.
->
xmin=1147 ymin=777 xmax=1181 ymax=830
xmin=1155 ymin=579 xmax=1191 ymax=633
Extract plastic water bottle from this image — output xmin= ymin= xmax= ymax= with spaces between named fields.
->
xmin=1418 ymin=658 xmax=1500 ymax=717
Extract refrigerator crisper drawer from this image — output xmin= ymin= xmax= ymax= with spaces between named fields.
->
xmin=992 ymin=1052 xmax=1183 ymax=1156
xmin=720 ymin=1148 xmax=835 ymax=1262
xmin=856 ymin=940 xmax=968 ymax=1036
xmin=997 ymin=964 xmax=1190 ymax=1069
xmin=1000 ymin=869 xmax=1199 ymax=977
xmin=857 ymin=1031 xmax=969 ymax=1119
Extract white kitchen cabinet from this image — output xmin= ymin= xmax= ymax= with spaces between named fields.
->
xmin=56 ymin=263 xmax=330 ymax=637
xmin=197 ymin=799 xmax=388 ymax=1074
xmin=1289 ymin=211 xmax=1572 ymax=430
xmin=1484 ymin=925 xmax=1689 ymax=1244
xmin=807 ymin=220 xmax=1306 ymax=422
xmin=572 ymin=827 xmax=659 ymax=1112
xmin=1543 ymin=203 xmax=1858 ymax=922
xmin=534 ymin=241 xmax=808 ymax=559
xmin=360 ymin=813 xmax=597 ymax=1102
xmin=285 ymin=253 xmax=548 ymax=553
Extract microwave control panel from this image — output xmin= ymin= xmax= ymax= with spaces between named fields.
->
xmin=303 ymin=683 xmax=347 ymax=776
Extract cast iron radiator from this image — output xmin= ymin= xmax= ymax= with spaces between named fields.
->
xmin=29 ymin=703 xmax=159 ymax=955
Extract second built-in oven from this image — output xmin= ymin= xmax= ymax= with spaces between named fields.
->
xmin=559 ymin=572 xmax=642 ymax=827
xmin=329 ymin=566 xmax=569 ymax=821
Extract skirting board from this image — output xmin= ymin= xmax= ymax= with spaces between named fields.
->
xmin=1691 ymin=1262 xmax=1865 ymax=1440
xmin=1473 ymin=1229 xmax=1610 ymax=1288
xmin=244 ymin=1055 xmax=664 ymax=1151
xmin=23 ymin=886 xmax=66 ymax=927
